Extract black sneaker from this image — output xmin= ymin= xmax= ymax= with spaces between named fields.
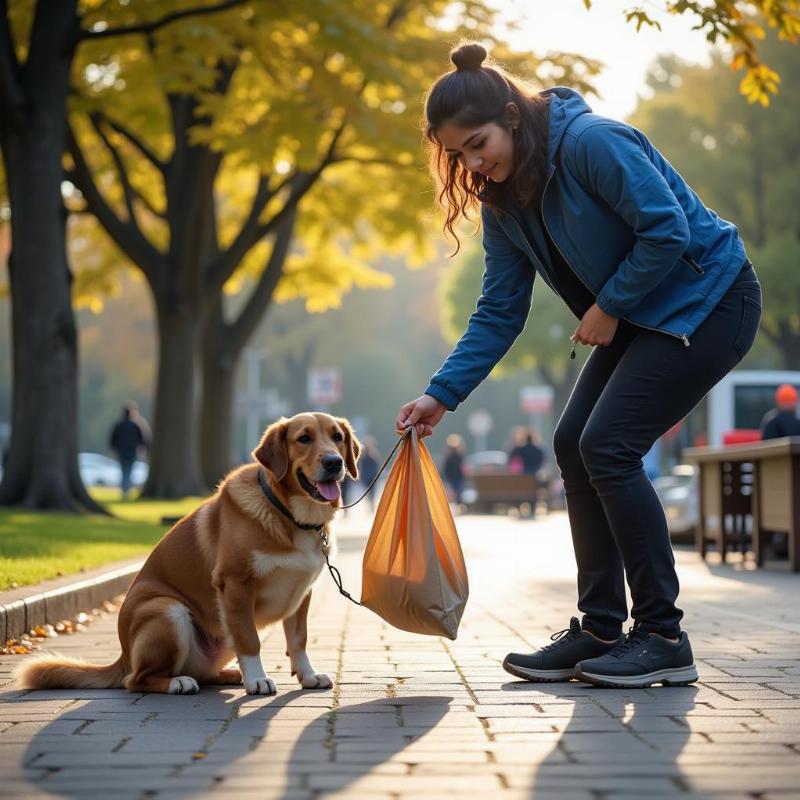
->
xmin=575 ymin=626 xmax=699 ymax=688
xmin=502 ymin=617 xmax=622 ymax=682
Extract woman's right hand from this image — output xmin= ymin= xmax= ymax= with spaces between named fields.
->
xmin=396 ymin=394 xmax=447 ymax=438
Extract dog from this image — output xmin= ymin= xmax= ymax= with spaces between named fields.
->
xmin=16 ymin=412 xmax=360 ymax=695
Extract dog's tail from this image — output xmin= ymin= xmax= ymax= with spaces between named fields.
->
xmin=15 ymin=653 xmax=126 ymax=690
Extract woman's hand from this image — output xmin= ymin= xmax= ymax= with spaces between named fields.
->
xmin=571 ymin=303 xmax=618 ymax=347
xmin=395 ymin=394 xmax=447 ymax=438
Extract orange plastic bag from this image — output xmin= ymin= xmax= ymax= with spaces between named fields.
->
xmin=360 ymin=429 xmax=469 ymax=640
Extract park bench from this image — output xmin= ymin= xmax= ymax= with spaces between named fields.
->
xmin=683 ymin=436 xmax=800 ymax=571
xmin=467 ymin=471 xmax=540 ymax=514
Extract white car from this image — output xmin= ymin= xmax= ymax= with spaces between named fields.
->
xmin=653 ymin=464 xmax=698 ymax=542
xmin=79 ymin=452 xmax=149 ymax=487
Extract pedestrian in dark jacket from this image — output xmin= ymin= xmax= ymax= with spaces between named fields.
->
xmin=358 ymin=436 xmax=381 ymax=513
xmin=109 ymin=403 xmax=149 ymax=499
xmin=442 ymin=434 xmax=466 ymax=503
xmin=396 ymin=42 xmax=761 ymax=689
xmin=508 ymin=427 xmax=544 ymax=476
xmin=761 ymin=384 xmax=800 ymax=440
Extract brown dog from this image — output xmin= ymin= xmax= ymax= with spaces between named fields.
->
xmin=17 ymin=413 xmax=360 ymax=695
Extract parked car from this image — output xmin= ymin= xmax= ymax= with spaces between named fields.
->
xmin=79 ymin=452 xmax=149 ymax=488
xmin=462 ymin=450 xmax=508 ymax=476
xmin=653 ymin=464 xmax=698 ymax=542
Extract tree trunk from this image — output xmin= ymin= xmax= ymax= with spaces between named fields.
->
xmin=198 ymin=208 xmax=297 ymax=486
xmin=0 ymin=0 xmax=104 ymax=512
xmin=139 ymin=302 xmax=205 ymax=498
xmin=199 ymin=300 xmax=237 ymax=487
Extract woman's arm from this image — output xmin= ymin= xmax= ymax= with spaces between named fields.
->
xmin=425 ymin=206 xmax=536 ymax=410
xmin=571 ymin=122 xmax=690 ymax=319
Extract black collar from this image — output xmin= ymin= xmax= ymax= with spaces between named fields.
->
xmin=257 ymin=468 xmax=325 ymax=532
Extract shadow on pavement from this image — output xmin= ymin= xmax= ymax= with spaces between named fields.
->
xmin=16 ymin=689 xmax=450 ymax=797
xmin=498 ymin=681 xmax=703 ymax=798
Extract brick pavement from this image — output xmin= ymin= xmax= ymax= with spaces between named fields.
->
xmin=1 ymin=510 xmax=800 ymax=799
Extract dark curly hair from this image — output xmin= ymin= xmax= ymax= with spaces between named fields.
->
xmin=424 ymin=42 xmax=550 ymax=253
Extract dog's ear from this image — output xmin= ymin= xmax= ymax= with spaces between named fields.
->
xmin=252 ymin=418 xmax=289 ymax=481
xmin=338 ymin=418 xmax=361 ymax=481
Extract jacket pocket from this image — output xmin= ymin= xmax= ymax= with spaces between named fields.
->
xmin=681 ymin=255 xmax=705 ymax=276
xmin=733 ymin=295 xmax=761 ymax=360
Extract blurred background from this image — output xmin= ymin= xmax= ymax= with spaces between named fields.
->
xmin=1 ymin=0 xmax=797 ymax=520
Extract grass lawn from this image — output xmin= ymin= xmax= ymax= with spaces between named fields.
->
xmin=0 ymin=488 xmax=207 ymax=591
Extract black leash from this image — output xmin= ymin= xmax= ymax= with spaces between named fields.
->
xmin=257 ymin=427 xmax=412 ymax=606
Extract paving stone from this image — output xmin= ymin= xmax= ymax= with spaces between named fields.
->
xmin=1 ymin=514 xmax=800 ymax=798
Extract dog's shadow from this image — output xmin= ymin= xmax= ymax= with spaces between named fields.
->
xmin=14 ymin=687 xmax=451 ymax=797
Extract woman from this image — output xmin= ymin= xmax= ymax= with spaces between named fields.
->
xmin=395 ymin=43 xmax=761 ymax=688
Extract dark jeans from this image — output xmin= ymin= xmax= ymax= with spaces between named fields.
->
xmin=553 ymin=262 xmax=762 ymax=638
xmin=119 ymin=457 xmax=135 ymax=495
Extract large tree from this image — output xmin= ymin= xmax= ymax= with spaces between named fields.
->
xmin=66 ymin=2 xmax=604 ymax=494
xmin=1 ymin=0 xmax=797 ymax=507
xmin=0 ymin=0 xmax=247 ymax=510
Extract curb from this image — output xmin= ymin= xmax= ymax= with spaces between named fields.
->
xmin=0 ymin=520 xmax=370 ymax=645
xmin=0 ymin=560 xmax=144 ymax=644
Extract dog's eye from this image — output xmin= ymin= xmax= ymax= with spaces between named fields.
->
xmin=332 ymin=432 xmax=344 ymax=443
xmin=298 ymin=434 xmax=312 ymax=444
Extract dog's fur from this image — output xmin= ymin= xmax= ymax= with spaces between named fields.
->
xmin=16 ymin=413 xmax=360 ymax=695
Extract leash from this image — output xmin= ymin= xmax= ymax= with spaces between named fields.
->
xmin=258 ymin=427 xmax=413 ymax=606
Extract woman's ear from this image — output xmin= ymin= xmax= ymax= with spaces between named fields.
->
xmin=252 ymin=418 xmax=289 ymax=481
xmin=338 ymin=418 xmax=362 ymax=481
xmin=504 ymin=101 xmax=521 ymax=130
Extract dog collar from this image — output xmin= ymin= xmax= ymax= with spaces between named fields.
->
xmin=257 ymin=468 xmax=325 ymax=532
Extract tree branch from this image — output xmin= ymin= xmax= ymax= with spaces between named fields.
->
xmin=104 ymin=117 xmax=167 ymax=176
xmin=88 ymin=112 xmax=138 ymax=224
xmin=227 ymin=203 xmax=298 ymax=355
xmin=0 ymin=0 xmax=26 ymax=131
xmin=79 ymin=0 xmax=247 ymax=41
xmin=129 ymin=181 xmax=166 ymax=219
xmin=67 ymin=122 xmax=165 ymax=283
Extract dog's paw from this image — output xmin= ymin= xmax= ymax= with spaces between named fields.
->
xmin=245 ymin=676 xmax=277 ymax=695
xmin=299 ymin=671 xmax=333 ymax=690
xmin=169 ymin=676 xmax=200 ymax=694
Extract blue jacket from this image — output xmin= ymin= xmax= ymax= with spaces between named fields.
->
xmin=425 ymin=87 xmax=748 ymax=411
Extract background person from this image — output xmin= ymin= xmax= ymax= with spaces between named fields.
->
xmin=396 ymin=42 xmax=760 ymax=689
xmin=109 ymin=403 xmax=149 ymax=499
xmin=760 ymin=383 xmax=800 ymax=440
xmin=442 ymin=433 xmax=466 ymax=504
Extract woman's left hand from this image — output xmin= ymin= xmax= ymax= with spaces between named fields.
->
xmin=571 ymin=303 xmax=619 ymax=347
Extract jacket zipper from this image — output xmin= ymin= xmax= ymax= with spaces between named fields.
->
xmin=683 ymin=255 xmax=705 ymax=276
xmin=533 ymin=166 xmax=691 ymax=348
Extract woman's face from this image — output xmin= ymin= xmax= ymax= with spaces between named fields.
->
xmin=437 ymin=119 xmax=514 ymax=183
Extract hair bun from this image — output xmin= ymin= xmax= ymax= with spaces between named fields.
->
xmin=451 ymin=42 xmax=487 ymax=72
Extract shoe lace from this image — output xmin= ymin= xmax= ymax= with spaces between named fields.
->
xmin=540 ymin=625 xmax=578 ymax=653
xmin=609 ymin=626 xmax=649 ymax=657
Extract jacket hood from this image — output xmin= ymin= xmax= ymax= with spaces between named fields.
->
xmin=540 ymin=86 xmax=593 ymax=164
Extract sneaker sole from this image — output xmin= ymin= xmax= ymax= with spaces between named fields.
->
xmin=502 ymin=658 xmax=575 ymax=682
xmin=574 ymin=664 xmax=699 ymax=688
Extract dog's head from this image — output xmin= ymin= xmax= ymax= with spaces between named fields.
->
xmin=252 ymin=412 xmax=361 ymax=505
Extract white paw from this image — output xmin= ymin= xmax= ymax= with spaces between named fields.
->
xmin=299 ymin=671 xmax=333 ymax=690
xmin=245 ymin=676 xmax=277 ymax=695
xmin=169 ymin=676 xmax=199 ymax=694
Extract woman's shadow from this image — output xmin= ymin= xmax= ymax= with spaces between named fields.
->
xmin=497 ymin=680 xmax=704 ymax=798
xmin=14 ymin=688 xmax=451 ymax=798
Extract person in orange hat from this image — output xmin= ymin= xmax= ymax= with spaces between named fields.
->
xmin=760 ymin=384 xmax=800 ymax=440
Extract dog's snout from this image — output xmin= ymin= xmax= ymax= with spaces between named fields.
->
xmin=321 ymin=454 xmax=343 ymax=473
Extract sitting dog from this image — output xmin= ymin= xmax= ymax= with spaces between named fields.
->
xmin=17 ymin=412 xmax=360 ymax=695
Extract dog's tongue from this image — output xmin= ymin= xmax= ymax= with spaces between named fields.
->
xmin=317 ymin=480 xmax=341 ymax=502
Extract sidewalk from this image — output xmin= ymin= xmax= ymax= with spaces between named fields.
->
xmin=1 ymin=510 xmax=799 ymax=799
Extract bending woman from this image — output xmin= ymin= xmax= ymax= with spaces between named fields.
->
xmin=395 ymin=43 xmax=761 ymax=688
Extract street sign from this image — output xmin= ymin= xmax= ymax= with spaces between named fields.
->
xmin=467 ymin=409 xmax=493 ymax=437
xmin=520 ymin=386 xmax=553 ymax=414
xmin=308 ymin=367 xmax=342 ymax=405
